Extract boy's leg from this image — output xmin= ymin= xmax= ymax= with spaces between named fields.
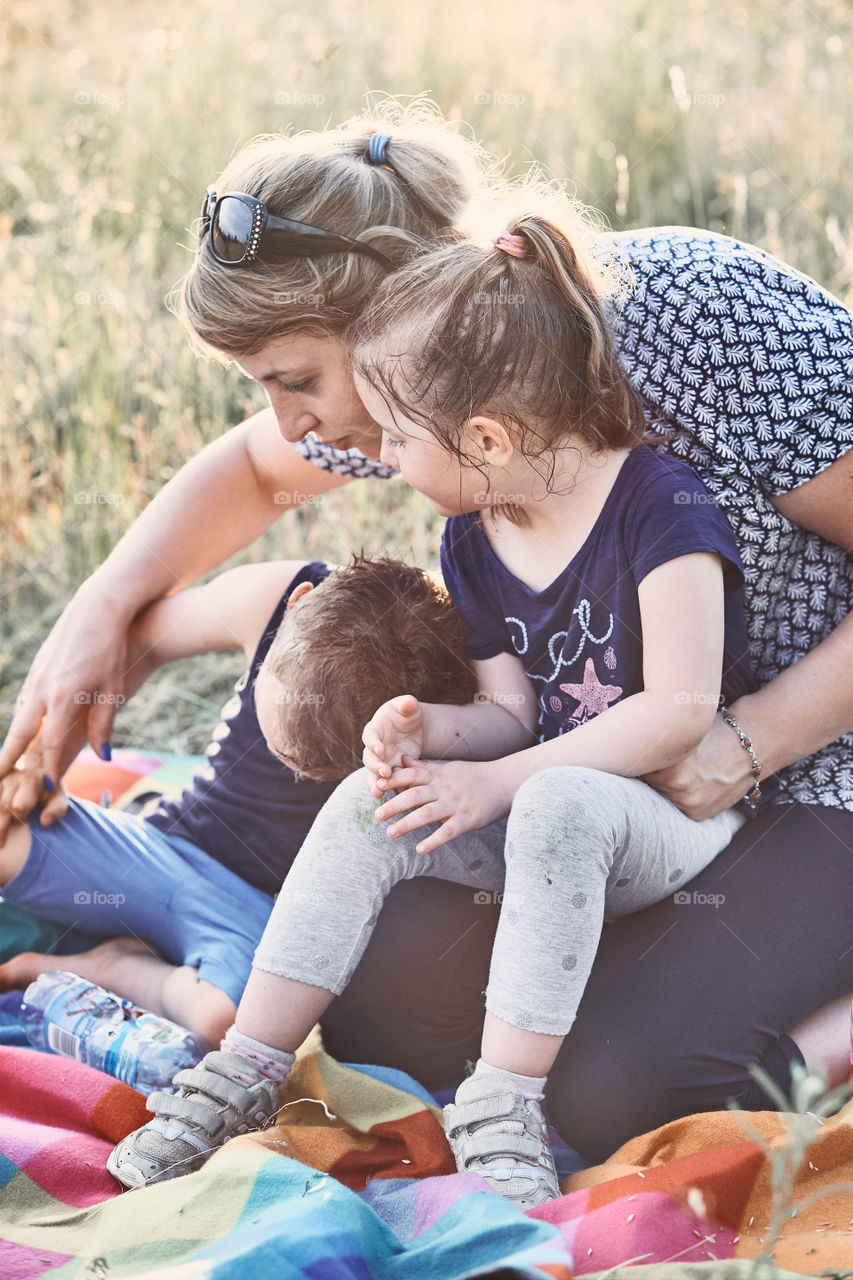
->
xmin=0 ymin=818 xmax=30 ymax=885
xmin=0 ymin=934 xmax=235 ymax=1047
xmin=0 ymin=801 xmax=264 ymax=1045
xmin=0 ymin=816 xmax=172 ymax=1005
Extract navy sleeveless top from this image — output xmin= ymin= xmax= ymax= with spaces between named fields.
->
xmin=144 ymin=561 xmax=336 ymax=897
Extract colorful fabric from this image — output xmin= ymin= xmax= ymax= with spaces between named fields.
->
xmin=1 ymin=1028 xmax=850 ymax=1277
xmin=2 ymin=750 xmax=850 ymax=1275
xmin=61 ymin=746 xmax=207 ymax=809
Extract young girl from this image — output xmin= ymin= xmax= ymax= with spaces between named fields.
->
xmin=109 ymin=212 xmax=759 ymax=1207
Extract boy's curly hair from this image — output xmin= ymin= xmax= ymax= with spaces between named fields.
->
xmin=259 ymin=554 xmax=479 ymax=781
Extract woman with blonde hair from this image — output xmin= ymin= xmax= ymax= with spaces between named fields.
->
xmin=3 ymin=99 xmax=852 ymax=1166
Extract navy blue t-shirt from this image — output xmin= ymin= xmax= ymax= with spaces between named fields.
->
xmin=144 ymin=561 xmax=338 ymax=897
xmin=440 ymin=445 xmax=755 ymax=745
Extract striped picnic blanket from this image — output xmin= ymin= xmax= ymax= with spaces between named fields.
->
xmin=1 ymin=749 xmax=848 ymax=1276
xmin=1 ymin=1026 xmax=850 ymax=1277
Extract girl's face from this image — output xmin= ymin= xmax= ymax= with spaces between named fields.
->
xmin=239 ymin=333 xmax=384 ymax=459
xmin=354 ymin=372 xmax=485 ymax=517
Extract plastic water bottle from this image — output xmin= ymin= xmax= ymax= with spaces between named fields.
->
xmin=21 ymin=971 xmax=209 ymax=1095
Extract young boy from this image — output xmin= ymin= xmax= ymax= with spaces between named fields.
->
xmin=0 ymin=556 xmax=476 ymax=1048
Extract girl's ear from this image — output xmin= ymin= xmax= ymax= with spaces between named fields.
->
xmin=466 ymin=416 xmax=515 ymax=467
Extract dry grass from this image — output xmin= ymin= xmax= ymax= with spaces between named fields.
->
xmin=2 ymin=0 xmax=852 ymax=750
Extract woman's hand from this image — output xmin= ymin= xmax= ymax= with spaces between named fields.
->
xmin=0 ymin=583 xmax=130 ymax=790
xmin=363 ymin=695 xmax=426 ymax=797
xmin=374 ymin=757 xmax=512 ymax=855
xmin=0 ymin=733 xmax=71 ymax=847
xmin=2 ymin=411 xmax=355 ymax=791
xmin=642 ymin=703 xmax=760 ymax=820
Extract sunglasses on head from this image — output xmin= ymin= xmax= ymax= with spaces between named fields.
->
xmin=200 ymin=186 xmax=393 ymax=269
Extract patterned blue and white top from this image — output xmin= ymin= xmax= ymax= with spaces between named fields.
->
xmin=293 ymin=227 xmax=853 ymax=812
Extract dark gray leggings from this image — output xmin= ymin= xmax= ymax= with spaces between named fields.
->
xmin=320 ymin=800 xmax=853 ymax=1163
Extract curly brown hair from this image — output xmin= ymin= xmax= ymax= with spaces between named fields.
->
xmin=258 ymin=554 xmax=478 ymax=781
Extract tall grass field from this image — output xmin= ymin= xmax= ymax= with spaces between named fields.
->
xmin=2 ymin=0 xmax=852 ymax=751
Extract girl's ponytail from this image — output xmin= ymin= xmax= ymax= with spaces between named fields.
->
xmin=352 ymin=212 xmax=646 ymax=498
xmin=495 ymin=216 xmax=609 ymax=384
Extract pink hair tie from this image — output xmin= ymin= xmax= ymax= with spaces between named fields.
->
xmin=495 ymin=230 xmax=527 ymax=258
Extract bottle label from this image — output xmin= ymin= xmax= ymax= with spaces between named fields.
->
xmin=103 ymin=1021 xmax=141 ymax=1087
xmin=27 ymin=973 xmax=203 ymax=1094
xmin=47 ymin=1022 xmax=82 ymax=1059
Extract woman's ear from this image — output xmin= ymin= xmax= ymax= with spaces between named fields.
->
xmin=466 ymin=416 xmax=515 ymax=467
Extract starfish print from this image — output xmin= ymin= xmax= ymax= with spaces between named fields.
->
xmin=559 ymin=657 xmax=623 ymax=723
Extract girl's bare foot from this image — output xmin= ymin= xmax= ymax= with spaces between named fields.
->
xmin=0 ymin=935 xmax=164 ymax=994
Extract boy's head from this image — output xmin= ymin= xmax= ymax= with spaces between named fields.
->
xmin=254 ymin=555 xmax=478 ymax=781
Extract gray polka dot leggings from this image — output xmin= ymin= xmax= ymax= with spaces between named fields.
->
xmin=253 ymin=765 xmax=746 ymax=1038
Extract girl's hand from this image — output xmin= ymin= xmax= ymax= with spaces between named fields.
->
xmin=642 ymin=705 xmax=760 ymax=820
xmin=374 ymin=757 xmax=512 ymax=855
xmin=362 ymin=695 xmax=425 ymax=797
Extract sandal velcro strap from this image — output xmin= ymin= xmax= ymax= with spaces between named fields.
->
xmin=460 ymin=1129 xmax=541 ymax=1167
xmin=445 ymin=1091 xmax=517 ymax=1135
xmin=172 ymin=1067 xmax=258 ymax=1112
xmin=146 ymin=1091 xmax=225 ymax=1137
xmin=469 ymin=1164 xmax=544 ymax=1185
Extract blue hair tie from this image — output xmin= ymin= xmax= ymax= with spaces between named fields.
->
xmin=367 ymin=134 xmax=392 ymax=165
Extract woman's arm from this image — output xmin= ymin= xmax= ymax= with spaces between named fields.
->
xmin=0 ymin=560 xmax=309 ymax=841
xmin=644 ymin=449 xmax=853 ymax=819
xmin=0 ymin=407 xmax=352 ymax=787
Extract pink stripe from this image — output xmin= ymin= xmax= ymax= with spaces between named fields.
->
xmin=0 ymin=1238 xmax=74 ymax=1279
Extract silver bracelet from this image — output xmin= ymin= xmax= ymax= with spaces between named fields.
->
xmin=719 ymin=704 xmax=762 ymax=805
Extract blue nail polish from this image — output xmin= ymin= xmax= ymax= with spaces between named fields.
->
xmin=100 ymin=742 xmax=112 ymax=762
xmin=44 ymin=776 xmax=55 ymax=793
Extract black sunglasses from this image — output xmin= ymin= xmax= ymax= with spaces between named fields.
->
xmin=200 ymin=187 xmax=393 ymax=269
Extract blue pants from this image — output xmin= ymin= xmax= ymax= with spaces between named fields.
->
xmin=4 ymin=800 xmax=274 ymax=1006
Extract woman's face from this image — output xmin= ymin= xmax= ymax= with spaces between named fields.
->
xmin=238 ymin=333 xmax=384 ymax=459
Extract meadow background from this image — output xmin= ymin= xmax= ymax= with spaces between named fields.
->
xmin=2 ymin=0 xmax=852 ymax=753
